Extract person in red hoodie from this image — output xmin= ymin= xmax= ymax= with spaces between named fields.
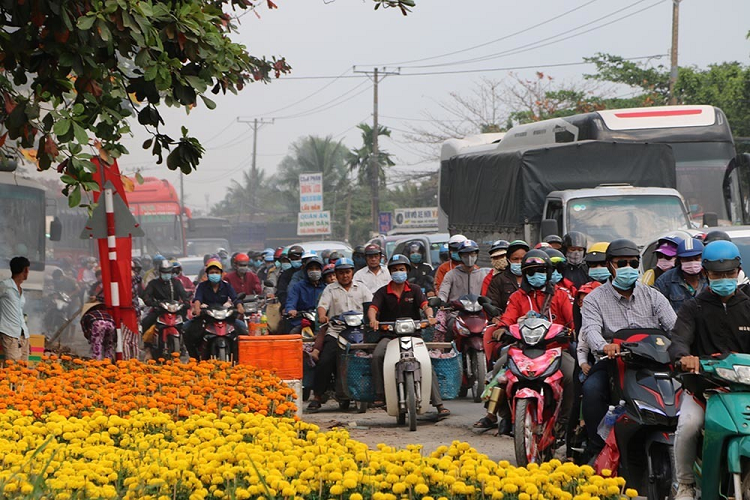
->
xmin=474 ymin=250 xmax=574 ymax=433
xmin=224 ymin=253 xmax=261 ymax=296
xmin=172 ymin=261 xmax=195 ymax=296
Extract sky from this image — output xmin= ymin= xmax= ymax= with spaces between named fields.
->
xmin=32 ymin=0 xmax=750 ymax=212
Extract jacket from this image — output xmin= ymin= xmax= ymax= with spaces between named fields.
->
xmin=408 ymin=263 xmax=435 ymax=294
xmin=654 ymin=267 xmax=708 ymax=313
xmin=486 ymin=268 xmax=521 ymax=312
xmin=141 ymin=277 xmax=189 ymax=307
xmin=225 ymin=270 xmax=262 ymax=296
xmin=438 ymin=265 xmax=489 ymax=303
xmin=434 ymin=260 xmax=460 ymax=293
xmin=285 ymin=279 xmax=326 ymax=314
xmin=562 ymin=263 xmax=589 ymax=289
xmin=669 ymin=288 xmax=750 ymax=362
xmin=499 ymin=285 xmax=574 ymax=329
xmin=276 ymin=268 xmax=297 ymax=307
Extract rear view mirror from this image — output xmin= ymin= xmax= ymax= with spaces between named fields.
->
xmin=702 ymin=212 xmax=718 ymax=227
xmin=477 ymin=296 xmax=490 ymax=306
xmin=483 ymin=303 xmax=500 ymax=318
xmin=236 ymin=293 xmax=246 ymax=301
xmin=541 ymin=219 xmax=558 ymax=239
xmin=427 ymin=297 xmax=442 ymax=308
xmin=49 ymin=217 xmax=62 ymax=242
xmin=187 ymin=219 xmax=195 ymax=231
xmin=263 ymin=280 xmax=274 ymax=288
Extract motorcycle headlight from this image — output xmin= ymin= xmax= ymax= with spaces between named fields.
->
xmin=519 ymin=323 xmax=545 ymax=346
xmin=455 ymin=319 xmax=470 ymax=336
xmin=459 ymin=298 xmax=482 ymax=313
xmin=394 ymin=319 xmax=416 ymax=334
xmin=344 ymin=314 xmax=363 ymax=327
xmin=633 ymin=399 xmax=666 ymax=417
xmin=716 ymin=365 xmax=750 ymax=385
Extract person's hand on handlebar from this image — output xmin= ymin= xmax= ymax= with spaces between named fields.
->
xmin=369 ymin=319 xmax=379 ymax=331
xmin=678 ymin=355 xmax=700 ymax=374
xmin=288 ymin=309 xmax=298 ymax=318
xmin=491 ymin=326 xmax=508 ymax=341
xmin=318 ymin=313 xmax=328 ymax=325
xmin=310 ymin=348 xmax=320 ymax=362
xmin=427 ymin=317 xmax=437 ymax=326
xmin=603 ymin=343 xmax=621 ymax=359
xmin=581 ymin=362 xmax=591 ymax=375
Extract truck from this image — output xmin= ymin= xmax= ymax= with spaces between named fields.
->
xmin=438 ymin=139 xmax=694 ymax=258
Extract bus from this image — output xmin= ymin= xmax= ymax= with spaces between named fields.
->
xmin=488 ymin=105 xmax=739 ymax=225
xmin=128 ymin=177 xmax=188 ymax=258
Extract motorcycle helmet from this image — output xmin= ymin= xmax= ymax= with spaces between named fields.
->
xmin=489 ymin=240 xmax=509 ymax=257
xmin=458 ymin=239 xmax=479 ymax=254
xmin=703 ymin=230 xmax=731 ymax=244
xmin=320 ymin=249 xmax=331 ymax=262
xmin=521 ymin=249 xmax=552 ymax=276
xmin=152 ymin=254 xmax=165 ymax=266
xmin=274 ymin=247 xmax=284 ymax=260
xmin=364 ymin=244 xmax=382 ymax=256
xmin=172 ymin=261 xmax=182 ymax=272
xmin=335 ymin=258 xmax=355 ymax=270
xmin=677 ymin=238 xmax=704 ymax=259
xmin=585 ymin=242 xmax=609 ymax=264
xmin=605 ymin=239 xmax=640 ymax=260
xmin=507 ymin=240 xmax=530 ymax=256
xmin=287 ymin=245 xmax=304 ymax=259
xmin=322 ymin=263 xmax=336 ymax=276
xmin=353 ymin=245 xmax=365 ymax=256
xmin=158 ymin=259 xmax=173 ymax=274
xmin=305 ymin=256 xmax=324 ymax=269
xmin=205 ymin=259 xmax=223 ymax=272
xmin=328 ymin=251 xmax=341 ymax=263
xmin=439 ymin=243 xmax=449 ymax=257
xmin=542 ymin=247 xmax=566 ymax=270
xmin=702 ymin=240 xmax=742 ymax=272
xmin=543 ymin=234 xmax=563 ymax=246
xmin=448 ymin=234 xmax=467 ymax=251
xmin=387 ymin=253 xmax=412 ymax=271
xmin=563 ymin=231 xmax=588 ymax=250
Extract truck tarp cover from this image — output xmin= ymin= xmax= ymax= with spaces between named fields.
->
xmin=440 ymin=141 xmax=676 ymax=227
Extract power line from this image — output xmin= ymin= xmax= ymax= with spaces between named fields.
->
xmin=273 ymin=80 xmax=370 ymax=120
xmin=372 ymin=0 xmax=600 ymax=67
xmin=403 ymin=0 xmax=662 ymax=69
xmin=250 ymin=67 xmax=353 ymax=117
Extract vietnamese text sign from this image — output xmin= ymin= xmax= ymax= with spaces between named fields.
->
xmin=393 ymin=207 xmax=439 ymax=228
xmin=297 ymin=210 xmax=331 ymax=236
xmin=299 ymin=172 xmax=323 ymax=212
xmin=379 ymin=212 xmax=392 ymax=234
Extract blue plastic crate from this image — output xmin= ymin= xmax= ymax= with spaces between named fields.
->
xmin=431 ymin=350 xmax=462 ymax=400
xmin=345 ymin=353 xmax=375 ymax=402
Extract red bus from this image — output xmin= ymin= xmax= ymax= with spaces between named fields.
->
xmin=128 ymin=177 xmax=188 ymax=258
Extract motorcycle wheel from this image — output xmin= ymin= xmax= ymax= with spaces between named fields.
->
xmin=216 ymin=346 xmax=229 ymax=362
xmin=514 ymin=399 xmax=540 ymax=467
xmin=740 ymin=458 xmax=750 ymax=499
xmin=356 ymin=401 xmax=367 ymax=414
xmin=397 ymin=412 xmax=406 ymax=426
xmin=338 ymin=400 xmax=351 ymax=411
xmin=642 ymin=443 xmax=675 ymax=500
xmin=167 ymin=336 xmax=181 ymax=357
xmin=471 ymin=349 xmax=486 ymax=403
xmin=405 ymin=372 xmax=417 ymax=431
xmin=302 ymin=388 xmax=311 ymax=401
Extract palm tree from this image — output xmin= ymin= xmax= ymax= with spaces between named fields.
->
xmin=347 ymin=123 xmax=395 ymax=233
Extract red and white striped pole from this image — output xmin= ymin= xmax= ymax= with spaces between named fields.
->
xmin=103 ymin=186 xmax=124 ymax=360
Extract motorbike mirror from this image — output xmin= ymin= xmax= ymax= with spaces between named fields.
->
xmin=49 ymin=217 xmax=62 ymax=242
xmin=483 ymin=303 xmax=500 ymax=317
xmin=477 ymin=296 xmax=490 ymax=306
xmin=427 ymin=297 xmax=442 ymax=308
xmin=236 ymin=293 xmax=246 ymax=301
xmin=263 ymin=280 xmax=274 ymax=288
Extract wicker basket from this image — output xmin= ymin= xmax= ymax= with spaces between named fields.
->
xmin=344 ymin=352 xmax=375 ymax=402
xmin=431 ymin=348 xmax=462 ymax=400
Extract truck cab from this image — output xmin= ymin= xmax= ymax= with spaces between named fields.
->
xmin=542 ymin=184 xmax=693 ymax=248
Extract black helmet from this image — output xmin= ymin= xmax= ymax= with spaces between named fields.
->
xmin=542 ymin=247 xmax=566 ymax=261
xmin=158 ymin=259 xmax=173 ymax=273
xmin=364 ymin=244 xmax=382 ymax=256
xmin=328 ymin=251 xmax=341 ymax=261
xmin=507 ymin=240 xmax=530 ymax=257
xmin=606 ymin=239 xmax=640 ymax=260
xmin=563 ymin=231 xmax=588 ymax=250
xmin=543 ymin=234 xmax=563 ymax=246
xmin=703 ymin=230 xmax=731 ymax=244
xmin=320 ymin=249 xmax=331 ymax=261
xmin=521 ymin=249 xmax=552 ymax=274
xmin=353 ymin=245 xmax=365 ymax=256
xmin=387 ymin=253 xmax=412 ymax=271
xmin=489 ymin=239 xmax=509 ymax=256
xmin=305 ymin=256 xmax=324 ymax=270
xmin=288 ymin=245 xmax=304 ymax=259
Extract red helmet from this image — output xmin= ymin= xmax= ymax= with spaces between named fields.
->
xmin=274 ymin=247 xmax=283 ymax=259
xmin=235 ymin=253 xmax=250 ymax=264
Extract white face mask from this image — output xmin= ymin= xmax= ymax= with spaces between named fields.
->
xmin=461 ymin=254 xmax=477 ymax=267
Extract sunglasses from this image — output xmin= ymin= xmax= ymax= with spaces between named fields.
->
xmin=656 ymin=254 xmax=675 ymax=260
xmin=613 ymin=259 xmax=640 ymax=269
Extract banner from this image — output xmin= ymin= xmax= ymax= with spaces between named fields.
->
xmin=299 ymin=172 xmax=323 ymax=212
xmin=393 ymin=207 xmax=439 ymax=228
xmin=379 ymin=212 xmax=392 ymax=234
xmin=297 ymin=211 xmax=331 ymax=236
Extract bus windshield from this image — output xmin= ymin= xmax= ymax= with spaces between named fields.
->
xmin=137 ymin=215 xmax=184 ymax=257
xmin=0 ymin=184 xmax=45 ymax=269
xmin=567 ymin=195 xmax=690 ymax=248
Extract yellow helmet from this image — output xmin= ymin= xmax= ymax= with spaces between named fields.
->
xmin=586 ymin=242 xmax=609 ymax=264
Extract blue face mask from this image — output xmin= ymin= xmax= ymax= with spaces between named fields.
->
xmin=550 ymin=270 xmax=563 ymax=284
xmin=275 ymin=260 xmax=280 ymax=268
xmin=450 ymin=251 xmax=460 ymax=261
xmin=409 ymin=253 xmax=422 ymax=264
xmin=291 ymin=260 xmax=302 ymax=269
xmin=510 ymin=263 xmax=522 ymax=276
xmin=254 ymin=260 xmax=263 ymax=268
xmin=391 ymin=271 xmax=408 ymax=284
xmin=588 ymin=267 xmax=611 ymax=283
xmin=526 ymin=272 xmax=548 ymax=288
xmin=281 ymin=262 xmax=292 ymax=271
xmin=208 ymin=273 xmax=221 ymax=284
xmin=160 ymin=273 xmax=172 ymax=282
xmin=612 ymin=266 xmax=639 ymax=290
xmin=710 ymin=278 xmax=737 ymax=297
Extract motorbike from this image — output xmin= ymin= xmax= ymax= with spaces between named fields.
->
xmin=198 ymin=293 xmax=246 ymax=362
xmin=445 ymin=294 xmax=490 ymax=402
xmin=154 ymin=300 xmax=186 ymax=358
xmin=294 ymin=310 xmax=319 ymax=401
xmin=680 ymin=353 xmax=750 ymax=500
xmin=43 ymin=291 xmax=71 ymax=340
xmin=598 ymin=329 xmax=681 ymax=500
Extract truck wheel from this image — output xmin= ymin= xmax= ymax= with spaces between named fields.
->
xmin=471 ymin=349 xmax=486 ymax=403
xmin=405 ymin=372 xmax=417 ymax=431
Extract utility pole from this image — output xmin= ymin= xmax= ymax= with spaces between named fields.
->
xmin=179 ymin=172 xmax=186 ymax=255
xmin=668 ymin=0 xmax=682 ymax=105
xmin=237 ymin=117 xmax=274 ymax=221
xmin=353 ymin=66 xmax=400 ymax=234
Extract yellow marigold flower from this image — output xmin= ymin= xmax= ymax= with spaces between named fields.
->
xmin=625 ymin=488 xmax=639 ymax=498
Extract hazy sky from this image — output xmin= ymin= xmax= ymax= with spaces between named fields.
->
xmin=34 ymin=0 xmax=750 ymax=212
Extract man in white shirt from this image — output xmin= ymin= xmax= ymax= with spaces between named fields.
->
xmin=353 ymin=244 xmax=390 ymax=292
xmin=0 ymin=256 xmax=30 ymax=361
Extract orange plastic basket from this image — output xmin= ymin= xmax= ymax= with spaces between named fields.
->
xmin=237 ymin=334 xmax=303 ymax=379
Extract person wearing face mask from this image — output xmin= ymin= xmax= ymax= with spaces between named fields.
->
xmin=172 ymin=261 xmax=195 ymax=296
xmin=583 ymin=242 xmax=611 ymax=285
xmin=641 ymin=236 xmax=682 ymax=286
xmin=486 ymin=240 xmax=529 ymax=313
xmin=277 ymin=245 xmax=305 ymax=308
xmin=291 ymin=251 xmax=320 ymax=288
xmin=667 ymin=241 xmax=750 ymax=500
xmin=481 ymin=240 xmax=509 ymax=297
xmin=225 ymin=253 xmax=262 ymax=297
xmin=654 ymin=238 xmax=708 ymax=313
xmin=579 ymin=239 xmax=676 ymax=459
xmin=562 ymin=231 xmax=589 ymax=289
xmin=438 ymin=240 xmax=489 ymax=304
xmin=143 ymin=254 xmax=166 ymax=287
xmin=285 ymin=257 xmax=326 ymax=334
xmin=434 ymin=234 xmax=467 ymax=292
xmin=542 ymin=247 xmax=577 ymax=303
xmin=405 ymin=242 xmax=435 ymax=296
xmin=475 ymin=250 xmax=574 ymax=433
xmin=140 ymin=259 xmax=190 ymax=337
xmin=368 ymin=254 xmax=449 ymax=417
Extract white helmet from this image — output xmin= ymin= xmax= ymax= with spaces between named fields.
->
xmin=448 ymin=234 xmax=467 ymax=250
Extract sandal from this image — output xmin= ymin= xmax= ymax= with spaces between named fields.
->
xmin=473 ymin=415 xmax=497 ymax=429
xmin=372 ymin=400 xmax=386 ymax=408
xmin=307 ymin=400 xmax=322 ymax=412
xmin=436 ymin=406 xmax=451 ymax=418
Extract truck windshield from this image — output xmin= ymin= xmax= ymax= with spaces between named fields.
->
xmin=0 ymin=184 xmax=45 ymax=270
xmin=567 ymin=195 xmax=690 ymax=248
xmin=137 ymin=215 xmax=184 ymax=257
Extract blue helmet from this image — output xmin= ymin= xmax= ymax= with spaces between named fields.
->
xmin=458 ymin=239 xmax=480 ymax=254
xmin=439 ymin=243 xmax=449 ymax=256
xmin=334 ymin=257 xmax=355 ymax=270
xmin=677 ymin=237 xmax=704 ymax=259
xmin=702 ymin=240 xmax=741 ymax=272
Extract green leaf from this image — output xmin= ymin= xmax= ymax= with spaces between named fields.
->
xmin=200 ymin=95 xmax=216 ymax=110
xmin=68 ymin=185 xmax=82 ymax=207
xmin=53 ymin=119 xmax=71 ymax=137
xmin=60 ymin=174 xmax=76 ymax=185
xmin=142 ymin=138 xmax=153 ymax=149
xmin=135 ymin=172 xmax=144 ymax=184
xmin=97 ymin=20 xmax=111 ymax=42
xmin=185 ymin=76 xmax=208 ymax=94
xmin=73 ymin=122 xmax=89 ymax=144
xmin=72 ymin=103 xmax=85 ymax=115
xmin=83 ymin=181 xmax=100 ymax=192
xmin=77 ymin=15 xmax=96 ymax=30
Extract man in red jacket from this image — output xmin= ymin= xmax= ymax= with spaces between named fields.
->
xmin=224 ymin=253 xmax=261 ymax=296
